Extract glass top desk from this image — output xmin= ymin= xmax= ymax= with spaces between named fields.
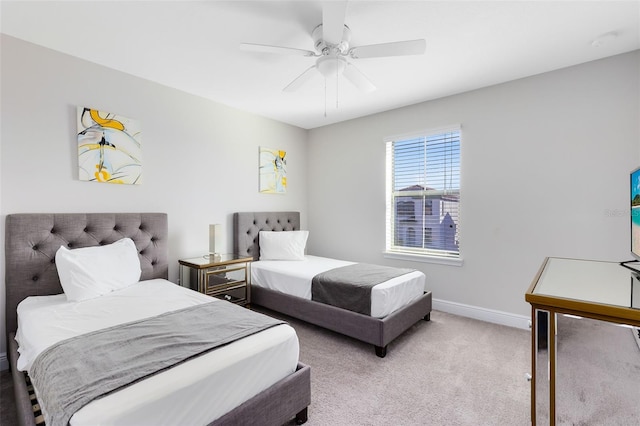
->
xmin=525 ymin=257 xmax=640 ymax=425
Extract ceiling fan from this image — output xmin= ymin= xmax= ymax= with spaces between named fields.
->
xmin=240 ymin=2 xmax=426 ymax=94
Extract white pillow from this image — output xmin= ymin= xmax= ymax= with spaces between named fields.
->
xmin=259 ymin=230 xmax=308 ymax=261
xmin=55 ymin=237 xmax=142 ymax=302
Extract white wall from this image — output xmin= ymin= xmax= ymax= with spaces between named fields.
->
xmin=306 ymin=50 xmax=640 ymax=322
xmin=0 ymin=35 xmax=308 ymax=360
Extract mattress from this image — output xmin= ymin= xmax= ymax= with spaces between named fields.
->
xmin=251 ymin=255 xmax=426 ymax=318
xmin=15 ymin=279 xmax=299 ymax=425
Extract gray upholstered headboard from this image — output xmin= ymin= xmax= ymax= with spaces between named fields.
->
xmin=5 ymin=213 xmax=168 ymax=339
xmin=233 ymin=211 xmax=301 ymax=260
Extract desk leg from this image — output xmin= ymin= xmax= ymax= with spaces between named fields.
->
xmin=549 ymin=311 xmax=556 ymax=426
xmin=531 ymin=306 xmax=537 ymax=425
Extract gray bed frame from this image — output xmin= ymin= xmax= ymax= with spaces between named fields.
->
xmin=5 ymin=213 xmax=310 ymax=426
xmin=233 ymin=211 xmax=432 ymax=358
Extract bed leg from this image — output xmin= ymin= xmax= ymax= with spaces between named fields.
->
xmin=424 ymin=313 xmax=431 ymax=321
xmin=295 ymin=407 xmax=308 ymax=424
xmin=375 ymin=345 xmax=387 ymax=358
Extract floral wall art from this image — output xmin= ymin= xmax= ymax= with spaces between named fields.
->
xmin=259 ymin=146 xmax=287 ymax=194
xmin=77 ymin=106 xmax=142 ymax=184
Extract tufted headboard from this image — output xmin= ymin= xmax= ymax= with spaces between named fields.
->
xmin=233 ymin=212 xmax=301 ymax=260
xmin=5 ymin=213 xmax=168 ymax=339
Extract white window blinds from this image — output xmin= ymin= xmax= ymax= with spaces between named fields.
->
xmin=385 ymin=127 xmax=461 ymax=259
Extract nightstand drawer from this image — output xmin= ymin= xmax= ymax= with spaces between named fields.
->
xmin=211 ymin=286 xmax=247 ymax=304
xmin=205 ymin=267 xmax=246 ymax=295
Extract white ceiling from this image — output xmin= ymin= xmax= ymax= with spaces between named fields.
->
xmin=2 ymin=1 xmax=639 ymax=129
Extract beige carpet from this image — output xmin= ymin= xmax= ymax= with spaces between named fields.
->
xmin=276 ymin=309 xmax=531 ymax=426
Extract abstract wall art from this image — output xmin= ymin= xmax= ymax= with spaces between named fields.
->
xmin=259 ymin=146 xmax=287 ymax=194
xmin=77 ymin=106 xmax=142 ymax=184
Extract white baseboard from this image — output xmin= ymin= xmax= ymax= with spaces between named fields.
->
xmin=433 ymin=298 xmax=530 ymax=330
xmin=0 ymin=352 xmax=8 ymax=371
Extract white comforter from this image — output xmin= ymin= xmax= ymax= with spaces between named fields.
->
xmin=251 ymin=255 xmax=426 ymax=318
xmin=15 ymin=279 xmax=299 ymax=425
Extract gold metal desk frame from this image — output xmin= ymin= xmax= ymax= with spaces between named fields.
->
xmin=525 ymin=257 xmax=640 ymax=425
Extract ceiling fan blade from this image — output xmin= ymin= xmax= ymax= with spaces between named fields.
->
xmin=283 ymin=65 xmax=318 ymax=92
xmin=322 ymin=1 xmax=348 ymax=45
xmin=349 ymin=39 xmax=426 ymax=59
xmin=343 ymin=63 xmax=376 ymax=93
xmin=240 ymin=43 xmax=316 ymax=57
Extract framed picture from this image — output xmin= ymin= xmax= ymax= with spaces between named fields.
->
xmin=259 ymin=146 xmax=287 ymax=194
xmin=77 ymin=106 xmax=142 ymax=184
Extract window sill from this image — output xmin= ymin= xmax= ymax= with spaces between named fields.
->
xmin=383 ymin=251 xmax=464 ymax=267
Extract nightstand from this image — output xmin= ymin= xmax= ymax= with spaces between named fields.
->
xmin=179 ymin=254 xmax=253 ymax=306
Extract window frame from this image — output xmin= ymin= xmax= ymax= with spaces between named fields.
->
xmin=384 ymin=125 xmax=463 ymax=266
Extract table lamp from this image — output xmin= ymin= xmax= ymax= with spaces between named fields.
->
xmin=209 ymin=224 xmax=222 ymax=261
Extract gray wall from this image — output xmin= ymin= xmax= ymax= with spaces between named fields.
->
xmin=0 ymin=35 xmax=308 ymax=357
xmin=306 ymin=50 xmax=640 ymax=321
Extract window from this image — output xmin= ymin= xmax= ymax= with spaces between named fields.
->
xmin=385 ymin=127 xmax=461 ymax=262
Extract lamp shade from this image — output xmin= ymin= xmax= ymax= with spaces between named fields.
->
xmin=209 ymin=224 xmax=222 ymax=255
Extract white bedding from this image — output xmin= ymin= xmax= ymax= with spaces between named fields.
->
xmin=15 ymin=279 xmax=299 ymax=425
xmin=251 ymin=255 xmax=426 ymax=318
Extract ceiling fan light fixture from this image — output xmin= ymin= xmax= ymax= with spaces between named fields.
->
xmin=316 ymin=55 xmax=347 ymax=78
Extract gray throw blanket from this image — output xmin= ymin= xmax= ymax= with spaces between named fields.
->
xmin=29 ymin=301 xmax=284 ymax=426
xmin=312 ymin=263 xmax=415 ymax=316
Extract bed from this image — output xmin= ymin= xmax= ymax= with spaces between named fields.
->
xmin=233 ymin=211 xmax=432 ymax=358
xmin=5 ymin=213 xmax=310 ymax=426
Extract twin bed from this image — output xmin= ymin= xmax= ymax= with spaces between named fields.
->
xmin=5 ymin=213 xmax=310 ymax=426
xmin=233 ymin=211 xmax=432 ymax=358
